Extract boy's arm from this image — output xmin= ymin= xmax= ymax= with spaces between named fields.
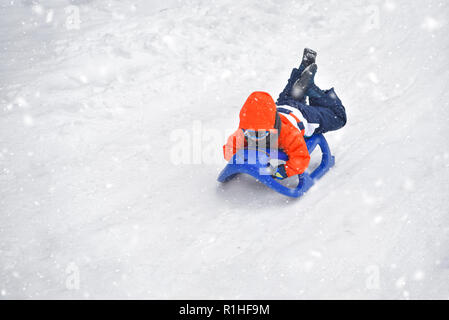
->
xmin=279 ymin=125 xmax=310 ymax=176
xmin=223 ymin=129 xmax=245 ymax=161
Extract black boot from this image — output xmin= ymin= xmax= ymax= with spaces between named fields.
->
xmin=291 ymin=63 xmax=317 ymax=101
xmin=300 ymin=48 xmax=317 ymax=70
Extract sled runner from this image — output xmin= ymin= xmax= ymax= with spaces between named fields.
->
xmin=217 ymin=134 xmax=335 ymax=198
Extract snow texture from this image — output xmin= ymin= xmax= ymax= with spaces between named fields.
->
xmin=1 ymin=0 xmax=449 ymax=299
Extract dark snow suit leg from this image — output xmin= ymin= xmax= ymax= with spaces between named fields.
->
xmin=276 ymin=68 xmax=347 ymax=134
xmin=277 ymin=67 xmax=307 ymax=105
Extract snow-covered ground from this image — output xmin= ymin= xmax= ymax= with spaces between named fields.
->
xmin=1 ymin=0 xmax=449 ymax=299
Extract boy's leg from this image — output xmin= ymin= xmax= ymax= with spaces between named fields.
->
xmin=290 ymin=86 xmax=346 ymax=134
xmin=276 ymin=49 xmax=346 ymax=134
xmin=277 ymin=68 xmax=306 ymax=105
xmin=278 ymin=83 xmax=346 ymax=134
xmin=277 ymin=48 xmax=317 ymax=105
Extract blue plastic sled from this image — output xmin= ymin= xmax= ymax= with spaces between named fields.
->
xmin=217 ymin=134 xmax=335 ymax=198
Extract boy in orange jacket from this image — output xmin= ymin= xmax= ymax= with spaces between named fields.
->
xmin=223 ymin=48 xmax=347 ymax=179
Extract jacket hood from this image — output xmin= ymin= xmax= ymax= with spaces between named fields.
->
xmin=239 ymin=91 xmax=277 ymax=130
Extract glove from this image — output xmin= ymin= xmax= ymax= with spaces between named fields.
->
xmin=272 ymin=164 xmax=288 ymax=180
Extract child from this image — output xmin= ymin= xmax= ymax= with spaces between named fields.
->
xmin=223 ymin=48 xmax=347 ymax=179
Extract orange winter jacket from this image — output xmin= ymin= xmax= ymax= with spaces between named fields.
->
xmin=223 ymin=92 xmax=310 ymax=177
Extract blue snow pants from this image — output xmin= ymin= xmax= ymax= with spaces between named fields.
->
xmin=276 ymin=67 xmax=347 ymax=135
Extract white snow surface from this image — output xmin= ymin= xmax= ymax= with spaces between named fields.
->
xmin=1 ymin=0 xmax=449 ymax=299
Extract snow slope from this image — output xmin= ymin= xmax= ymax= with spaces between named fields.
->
xmin=1 ymin=0 xmax=448 ymax=299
